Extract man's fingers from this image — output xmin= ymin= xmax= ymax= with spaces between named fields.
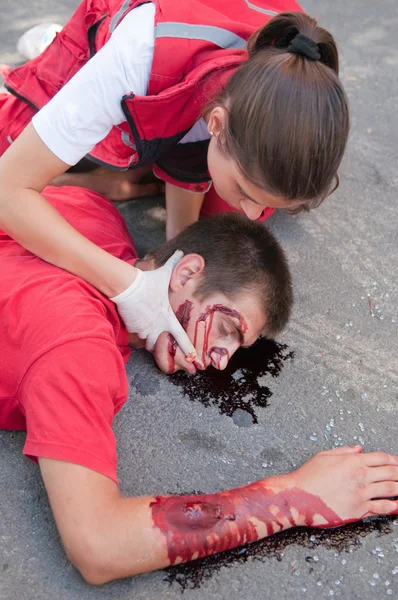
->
xmin=369 ymin=482 xmax=398 ymax=499
xmin=367 ymin=465 xmax=398 ymax=484
xmin=329 ymin=445 xmax=363 ymax=455
xmin=164 ymin=250 xmax=184 ymax=272
xmin=364 ymin=452 xmax=398 ymax=467
xmin=367 ymin=499 xmax=398 ymax=516
xmin=168 ymin=315 xmax=196 ymax=360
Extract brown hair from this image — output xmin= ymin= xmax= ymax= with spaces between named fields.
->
xmin=208 ymin=12 xmax=349 ymax=213
xmin=149 ymin=213 xmax=293 ymax=337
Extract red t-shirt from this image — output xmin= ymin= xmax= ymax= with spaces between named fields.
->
xmin=0 ymin=186 xmax=138 ymax=484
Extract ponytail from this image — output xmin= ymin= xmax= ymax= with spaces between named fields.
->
xmin=214 ymin=12 xmax=349 ymax=211
xmin=248 ymin=12 xmax=339 ymax=74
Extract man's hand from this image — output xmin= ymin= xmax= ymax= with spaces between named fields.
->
xmin=293 ymin=445 xmax=398 ymax=527
xmin=111 ymin=250 xmax=196 ymax=360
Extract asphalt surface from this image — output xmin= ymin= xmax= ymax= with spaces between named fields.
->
xmin=1 ymin=1 xmax=398 ymax=599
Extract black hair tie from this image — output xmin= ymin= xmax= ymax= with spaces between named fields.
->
xmin=287 ymin=33 xmax=321 ymax=61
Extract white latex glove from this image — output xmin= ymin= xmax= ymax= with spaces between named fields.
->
xmin=110 ymin=250 xmax=196 ymax=361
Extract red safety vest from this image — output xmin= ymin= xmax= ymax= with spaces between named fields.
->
xmin=4 ymin=0 xmax=303 ymax=191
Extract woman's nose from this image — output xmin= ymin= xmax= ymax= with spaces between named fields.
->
xmin=241 ymin=199 xmax=265 ymax=221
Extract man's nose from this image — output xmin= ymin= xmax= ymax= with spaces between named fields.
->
xmin=209 ymin=349 xmax=229 ymax=371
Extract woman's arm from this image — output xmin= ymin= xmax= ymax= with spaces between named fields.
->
xmin=0 ymin=125 xmax=135 ymax=295
xmin=39 ymin=446 xmax=398 ymax=584
xmin=165 ymin=182 xmax=205 ymax=240
xmin=29 ymin=2 xmax=155 ymax=167
xmin=0 ymin=3 xmax=159 ymax=294
xmin=0 ymin=126 xmax=196 ymax=357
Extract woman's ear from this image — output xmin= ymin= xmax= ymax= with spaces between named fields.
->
xmin=169 ymin=254 xmax=205 ymax=292
xmin=207 ymin=106 xmax=227 ymax=137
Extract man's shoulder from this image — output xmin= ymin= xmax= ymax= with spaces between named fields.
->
xmin=27 ymin=273 xmax=122 ymax=349
xmin=1 ymin=256 xmax=124 ymax=363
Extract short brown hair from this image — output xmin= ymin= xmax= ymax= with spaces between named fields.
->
xmin=149 ymin=214 xmax=293 ymax=337
xmin=208 ymin=12 xmax=349 ymax=213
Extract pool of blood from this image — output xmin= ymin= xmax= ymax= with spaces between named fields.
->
xmin=163 ymin=315 xmax=398 ymax=588
xmin=170 ymin=337 xmax=294 ymax=423
xmin=163 ymin=312 xmax=398 ymax=588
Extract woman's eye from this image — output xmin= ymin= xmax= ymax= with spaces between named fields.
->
xmin=238 ymin=190 xmax=261 ymax=206
xmin=236 ymin=187 xmax=248 ymax=202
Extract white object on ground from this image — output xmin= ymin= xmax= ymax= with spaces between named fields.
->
xmin=17 ymin=23 xmax=63 ymax=61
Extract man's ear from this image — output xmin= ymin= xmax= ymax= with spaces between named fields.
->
xmin=207 ymin=106 xmax=227 ymax=137
xmin=169 ymin=254 xmax=205 ymax=292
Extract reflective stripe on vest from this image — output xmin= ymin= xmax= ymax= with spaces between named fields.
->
xmin=155 ymin=23 xmax=247 ymax=49
xmin=110 ymin=0 xmax=133 ymax=32
xmin=110 ymin=0 xmax=279 ymax=34
xmin=243 ymin=1 xmax=277 ymax=15
xmin=121 ymin=130 xmax=136 ymax=150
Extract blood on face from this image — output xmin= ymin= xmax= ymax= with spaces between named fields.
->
xmin=208 ymin=346 xmax=229 ymax=370
xmin=193 ymin=304 xmax=248 ymax=369
xmin=167 ymin=302 xmax=247 ymax=373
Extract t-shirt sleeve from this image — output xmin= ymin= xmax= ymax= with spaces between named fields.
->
xmin=17 ymin=339 xmax=129 ymax=484
xmin=31 ymin=3 xmax=155 ymax=165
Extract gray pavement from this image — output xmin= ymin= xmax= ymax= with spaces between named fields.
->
xmin=1 ymin=1 xmax=398 ymax=599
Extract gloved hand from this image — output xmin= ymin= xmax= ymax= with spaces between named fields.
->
xmin=110 ymin=250 xmax=196 ymax=361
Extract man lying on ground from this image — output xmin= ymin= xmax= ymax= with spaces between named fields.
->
xmin=1 ymin=186 xmax=397 ymax=585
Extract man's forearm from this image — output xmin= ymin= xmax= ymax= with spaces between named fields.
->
xmin=41 ymin=448 xmax=398 ymax=585
xmin=94 ymin=475 xmax=341 ymax=583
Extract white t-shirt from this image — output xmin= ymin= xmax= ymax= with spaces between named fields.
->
xmin=32 ymin=3 xmax=210 ymax=166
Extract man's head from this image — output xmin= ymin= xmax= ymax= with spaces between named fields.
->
xmin=135 ymin=213 xmax=293 ymax=374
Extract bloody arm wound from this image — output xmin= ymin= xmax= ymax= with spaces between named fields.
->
xmin=150 ymin=481 xmax=342 ymax=565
